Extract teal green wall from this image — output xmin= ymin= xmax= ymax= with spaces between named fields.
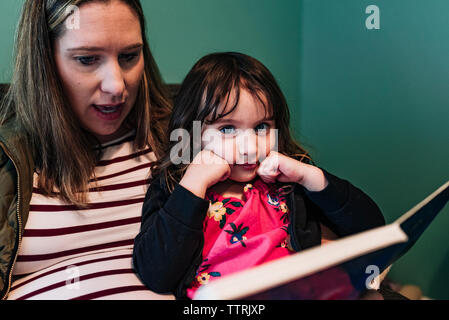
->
xmin=0 ymin=1 xmax=23 ymax=82
xmin=299 ymin=0 xmax=449 ymax=299
xmin=141 ymin=0 xmax=302 ymax=130
xmin=1 ymin=0 xmax=448 ymax=299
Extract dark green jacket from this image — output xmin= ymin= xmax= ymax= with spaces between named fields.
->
xmin=0 ymin=118 xmax=34 ymax=300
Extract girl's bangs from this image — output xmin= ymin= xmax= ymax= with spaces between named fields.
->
xmin=202 ymin=78 xmax=273 ymax=124
xmin=201 ymin=76 xmax=240 ymax=124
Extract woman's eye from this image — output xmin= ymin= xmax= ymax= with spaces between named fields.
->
xmin=219 ymin=126 xmax=236 ymax=135
xmin=76 ymin=56 xmax=98 ymax=66
xmin=119 ymin=53 xmax=139 ymax=63
xmin=255 ymin=123 xmax=270 ymax=134
xmin=76 ymin=52 xmax=139 ymax=67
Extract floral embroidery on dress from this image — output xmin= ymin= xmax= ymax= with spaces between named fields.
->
xmin=267 ymin=191 xmax=290 ymax=223
xmin=276 ymin=226 xmax=290 ymax=248
xmin=225 ymin=222 xmax=249 ymax=247
xmin=267 ymin=193 xmax=280 ymax=206
xmin=278 ymin=239 xmax=289 ymax=248
xmin=187 ymin=179 xmax=295 ymax=299
xmin=244 ymin=184 xmax=253 ymax=192
xmin=208 ymin=197 xmax=243 ymax=229
xmin=278 ymin=202 xmax=290 ymax=223
xmin=193 ymin=259 xmax=221 ymax=287
xmin=208 ymin=201 xmax=227 ymax=222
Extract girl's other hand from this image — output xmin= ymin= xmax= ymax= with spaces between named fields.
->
xmin=179 ymin=150 xmax=231 ymax=199
xmin=257 ymin=151 xmax=328 ymax=192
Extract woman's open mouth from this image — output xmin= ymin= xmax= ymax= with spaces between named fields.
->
xmin=92 ymin=103 xmax=124 ymax=120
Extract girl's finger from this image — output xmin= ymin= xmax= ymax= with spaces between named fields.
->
xmin=257 ymin=163 xmax=280 ymax=184
xmin=219 ymin=166 xmax=231 ymax=182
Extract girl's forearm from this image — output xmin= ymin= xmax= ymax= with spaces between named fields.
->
xmin=179 ymin=174 xmax=208 ymax=199
xmin=298 ymin=164 xmax=329 ymax=192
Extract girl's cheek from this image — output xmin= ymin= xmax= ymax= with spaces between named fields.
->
xmin=201 ymin=131 xmax=236 ymax=163
xmin=269 ymin=130 xmax=278 ymax=152
xmin=257 ymin=131 xmax=278 ymax=161
xmin=210 ymin=140 xmax=235 ymax=163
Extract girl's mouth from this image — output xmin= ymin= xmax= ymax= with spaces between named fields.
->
xmin=238 ymin=163 xmax=258 ymax=170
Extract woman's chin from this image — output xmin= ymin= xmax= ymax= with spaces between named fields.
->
xmin=91 ymin=125 xmax=128 ymax=143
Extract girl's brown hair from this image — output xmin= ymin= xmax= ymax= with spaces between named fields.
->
xmin=154 ymin=52 xmax=312 ymax=191
xmin=0 ymin=0 xmax=171 ymax=206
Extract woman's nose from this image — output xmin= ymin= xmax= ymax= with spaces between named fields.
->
xmin=100 ymin=61 xmax=125 ymax=98
xmin=237 ymin=130 xmax=258 ymax=163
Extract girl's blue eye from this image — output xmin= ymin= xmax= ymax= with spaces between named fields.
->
xmin=77 ymin=56 xmax=98 ymax=66
xmin=219 ymin=126 xmax=236 ymax=135
xmin=255 ymin=123 xmax=270 ymax=134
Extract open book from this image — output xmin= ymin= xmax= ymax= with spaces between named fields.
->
xmin=194 ymin=180 xmax=449 ymax=300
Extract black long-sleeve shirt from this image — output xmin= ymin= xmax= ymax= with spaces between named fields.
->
xmin=133 ymin=169 xmax=385 ymax=298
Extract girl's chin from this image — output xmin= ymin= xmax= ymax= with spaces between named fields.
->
xmin=228 ymin=166 xmax=259 ymax=183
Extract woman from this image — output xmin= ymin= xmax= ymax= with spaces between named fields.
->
xmin=0 ymin=0 xmax=173 ymax=300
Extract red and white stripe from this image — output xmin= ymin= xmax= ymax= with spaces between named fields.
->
xmin=8 ymin=132 xmax=174 ymax=300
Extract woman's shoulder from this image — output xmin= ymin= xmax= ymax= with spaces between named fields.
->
xmin=0 ymin=116 xmax=28 ymax=143
xmin=0 ymin=118 xmax=29 ymax=156
xmin=0 ymin=118 xmax=34 ymax=182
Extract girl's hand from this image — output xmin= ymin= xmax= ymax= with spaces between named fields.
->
xmin=257 ymin=151 xmax=328 ymax=192
xmin=179 ymin=150 xmax=231 ymax=199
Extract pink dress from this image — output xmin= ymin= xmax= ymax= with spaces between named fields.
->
xmin=186 ymin=179 xmax=293 ymax=298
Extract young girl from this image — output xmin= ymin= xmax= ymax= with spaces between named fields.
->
xmin=133 ymin=52 xmax=386 ymax=299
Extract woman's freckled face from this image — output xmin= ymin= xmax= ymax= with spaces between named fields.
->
xmin=53 ymin=0 xmax=145 ymax=143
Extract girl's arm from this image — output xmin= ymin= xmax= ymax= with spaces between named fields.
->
xmin=303 ymin=169 xmax=385 ymax=236
xmin=133 ymin=151 xmax=230 ymax=295
xmin=258 ymin=151 xmax=385 ymax=236
xmin=132 ymin=177 xmax=209 ymax=294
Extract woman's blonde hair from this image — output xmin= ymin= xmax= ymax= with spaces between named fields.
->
xmin=0 ymin=0 xmax=171 ymax=206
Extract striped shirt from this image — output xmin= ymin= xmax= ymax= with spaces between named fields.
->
xmin=8 ymin=132 xmax=174 ymax=300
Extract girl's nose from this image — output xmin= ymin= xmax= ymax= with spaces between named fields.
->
xmin=100 ymin=61 xmax=125 ymax=98
xmin=237 ymin=130 xmax=258 ymax=164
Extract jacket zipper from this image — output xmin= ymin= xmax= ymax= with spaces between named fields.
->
xmin=0 ymin=142 xmax=23 ymax=300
